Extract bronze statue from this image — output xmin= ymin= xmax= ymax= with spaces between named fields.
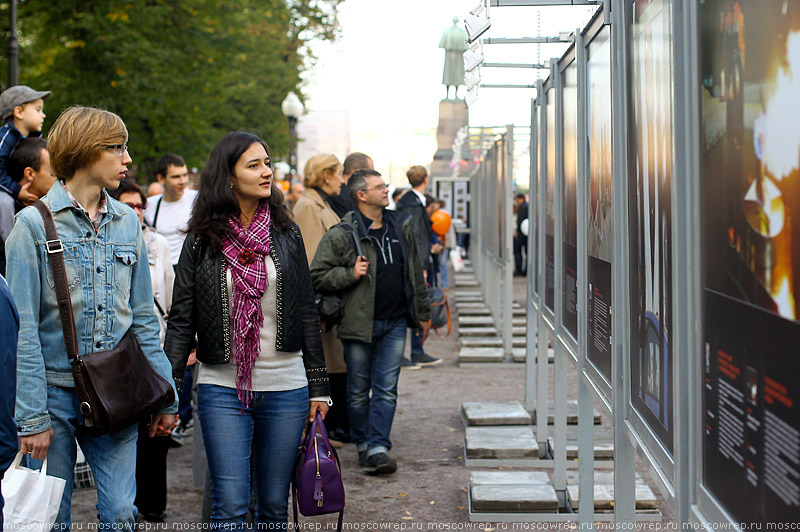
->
xmin=439 ymin=17 xmax=468 ymax=100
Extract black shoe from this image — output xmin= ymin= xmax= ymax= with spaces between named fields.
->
xmin=411 ymin=353 xmax=443 ymax=366
xmin=401 ymin=358 xmax=421 ymax=370
xmin=328 ymin=428 xmax=352 ymax=444
xmin=363 ymin=452 xmax=397 ymax=475
xmin=358 ymin=450 xmax=368 ymax=467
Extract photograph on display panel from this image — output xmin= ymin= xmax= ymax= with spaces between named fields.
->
xmin=629 ymin=0 xmax=674 ymax=456
xmin=587 ymin=27 xmax=613 ymax=384
xmin=532 ymin=104 xmax=540 ymax=293
xmin=563 ymin=61 xmax=579 ymax=341
xmin=700 ymin=0 xmax=800 ymax=523
xmin=546 ymin=88 xmax=556 ymax=313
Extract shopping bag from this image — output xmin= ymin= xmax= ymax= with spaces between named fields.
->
xmin=2 ymin=452 xmax=66 ymax=531
xmin=450 ymin=248 xmax=465 ymax=273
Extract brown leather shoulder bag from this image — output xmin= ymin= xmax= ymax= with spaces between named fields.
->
xmin=33 ymin=201 xmax=174 ymax=436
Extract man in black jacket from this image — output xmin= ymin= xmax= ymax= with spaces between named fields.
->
xmin=514 ymin=193 xmax=529 ymax=276
xmin=327 ymin=152 xmax=373 ymax=218
xmin=395 ymin=165 xmax=441 ymax=368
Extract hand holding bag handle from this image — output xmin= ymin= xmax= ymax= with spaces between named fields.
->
xmin=293 ymin=415 xmax=345 ymax=532
xmin=1 ymin=451 xmax=66 ymax=529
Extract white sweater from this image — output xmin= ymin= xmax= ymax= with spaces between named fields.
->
xmin=197 ymin=256 xmax=308 ymax=392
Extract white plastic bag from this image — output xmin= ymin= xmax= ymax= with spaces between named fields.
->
xmin=2 ymin=452 xmax=66 ymax=531
xmin=450 ymin=248 xmax=465 ymax=272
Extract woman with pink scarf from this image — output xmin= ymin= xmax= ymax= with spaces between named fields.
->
xmin=165 ymin=132 xmax=330 ymax=529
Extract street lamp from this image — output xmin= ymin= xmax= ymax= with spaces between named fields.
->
xmin=281 ymin=91 xmax=304 ymax=179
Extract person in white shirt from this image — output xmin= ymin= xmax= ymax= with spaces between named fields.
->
xmin=143 ymin=153 xmax=197 ymax=265
xmin=143 ymin=153 xmax=197 ymax=443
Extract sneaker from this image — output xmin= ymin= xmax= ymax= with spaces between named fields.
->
xmin=411 ymin=353 xmax=442 ymax=366
xmin=169 ymin=428 xmax=185 ymax=447
xmin=357 ymin=450 xmax=368 ymax=467
xmin=177 ymin=419 xmax=194 ymax=437
xmin=401 ymin=358 xmax=421 ymax=370
xmin=363 ymin=452 xmax=397 ymax=475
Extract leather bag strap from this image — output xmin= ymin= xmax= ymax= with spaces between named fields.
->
xmin=32 ymin=201 xmax=79 ymax=360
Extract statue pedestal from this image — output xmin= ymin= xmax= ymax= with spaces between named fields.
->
xmin=431 ymin=99 xmax=469 ymax=177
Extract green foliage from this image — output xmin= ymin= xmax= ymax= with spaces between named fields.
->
xmin=0 ymin=0 xmax=341 ymax=180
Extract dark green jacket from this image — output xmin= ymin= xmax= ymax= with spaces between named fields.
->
xmin=310 ymin=209 xmax=430 ymax=343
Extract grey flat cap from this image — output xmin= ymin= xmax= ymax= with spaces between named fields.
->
xmin=0 ymin=85 xmax=51 ymax=120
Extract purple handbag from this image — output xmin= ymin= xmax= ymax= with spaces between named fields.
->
xmin=292 ymin=415 xmax=345 ymax=531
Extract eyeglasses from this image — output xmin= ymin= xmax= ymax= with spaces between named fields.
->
xmin=366 ymin=183 xmax=388 ymax=192
xmin=124 ymin=202 xmax=144 ymax=211
xmin=106 ymin=144 xmax=129 ymax=157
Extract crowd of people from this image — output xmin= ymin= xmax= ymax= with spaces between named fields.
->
xmin=0 ymin=85 xmax=463 ymax=530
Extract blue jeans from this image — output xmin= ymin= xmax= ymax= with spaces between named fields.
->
xmin=198 ymin=384 xmax=308 ymax=530
xmin=343 ymin=319 xmax=407 ymax=455
xmin=410 ymin=327 xmax=426 ymax=359
xmin=30 ymin=386 xmax=138 ymax=529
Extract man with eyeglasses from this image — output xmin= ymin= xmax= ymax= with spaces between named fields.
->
xmin=311 ymin=169 xmax=431 ymax=475
xmin=143 ymin=153 xmax=196 ymax=267
xmin=5 ymin=106 xmax=177 ymax=529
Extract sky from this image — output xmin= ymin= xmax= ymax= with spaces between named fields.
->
xmin=300 ymin=0 xmax=597 ymax=186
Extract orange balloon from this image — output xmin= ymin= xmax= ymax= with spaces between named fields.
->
xmin=430 ymin=210 xmax=451 ymax=236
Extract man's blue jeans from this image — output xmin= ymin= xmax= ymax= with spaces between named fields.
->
xmin=343 ymin=318 xmax=407 ymax=455
xmin=30 ymin=386 xmax=138 ymax=529
xmin=198 ymin=384 xmax=308 ymax=530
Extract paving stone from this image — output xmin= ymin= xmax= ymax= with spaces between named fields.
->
xmin=458 ymin=348 xmax=505 ymax=363
xmin=457 ymin=306 xmax=492 ymax=316
xmin=513 ymin=326 xmax=526 ymax=336
xmin=546 ymin=400 xmax=602 ymax=425
xmin=470 ymin=471 xmax=550 ymax=486
xmin=566 ymin=471 xmax=647 ymax=485
xmin=471 ymin=484 xmax=558 ymax=512
xmin=456 ymin=302 xmax=491 ymax=310
xmin=459 ymin=326 xmax=499 ymax=337
xmin=512 ymin=348 xmax=527 ymax=362
xmin=513 ymin=307 xmax=527 ymax=317
xmin=563 ymin=442 xmax=615 ymax=460
xmin=465 ymin=426 xmax=538 ymax=459
xmin=453 ymin=295 xmax=484 ymax=303
xmin=458 ymin=316 xmax=494 ymax=327
xmin=566 ymin=484 xmax=658 ymax=510
xmin=454 ymin=290 xmax=482 ymax=297
xmin=462 ymin=401 xmax=531 ymax=426
xmin=455 ymin=280 xmax=480 ymax=288
xmin=460 ymin=337 xmax=503 ymax=348
xmin=513 ymin=337 xmax=526 ymax=347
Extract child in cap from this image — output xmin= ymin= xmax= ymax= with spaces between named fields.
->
xmin=0 ymin=85 xmax=51 ymax=207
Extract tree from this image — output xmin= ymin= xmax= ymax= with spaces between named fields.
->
xmin=0 ymin=0 xmax=341 ymax=180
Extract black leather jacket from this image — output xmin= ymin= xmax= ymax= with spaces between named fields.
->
xmin=164 ymin=224 xmax=329 ymax=397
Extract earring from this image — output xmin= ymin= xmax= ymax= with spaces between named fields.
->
xmin=230 ymin=183 xmax=234 ymax=189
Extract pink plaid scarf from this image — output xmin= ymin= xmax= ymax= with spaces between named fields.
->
xmin=221 ymin=200 xmax=272 ymax=407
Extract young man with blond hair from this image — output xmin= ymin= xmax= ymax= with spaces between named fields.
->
xmin=5 ymin=106 xmax=177 ymax=528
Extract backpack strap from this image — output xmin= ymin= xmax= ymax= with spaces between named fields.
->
xmin=151 ymin=196 xmax=163 ymax=229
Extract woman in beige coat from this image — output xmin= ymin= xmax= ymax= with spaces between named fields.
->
xmin=293 ymin=153 xmax=350 ymax=443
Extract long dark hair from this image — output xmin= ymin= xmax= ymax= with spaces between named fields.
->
xmin=188 ymin=131 xmax=292 ymax=254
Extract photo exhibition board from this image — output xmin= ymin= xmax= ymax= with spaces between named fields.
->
xmin=563 ymin=60 xmax=579 ymax=342
xmin=587 ymin=25 xmax=613 ymax=385
xmin=700 ymin=0 xmax=800 ymax=523
xmin=629 ymin=0 xmax=675 ymax=456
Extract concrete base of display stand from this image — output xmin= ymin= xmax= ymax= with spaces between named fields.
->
xmin=467 ymin=470 xmax=663 ymax=522
xmin=459 ymin=326 xmax=499 ymax=337
xmin=464 ymin=425 xmax=615 ymax=468
xmin=458 ymin=315 xmax=527 ymax=327
xmin=462 ymin=401 xmax=532 ymax=426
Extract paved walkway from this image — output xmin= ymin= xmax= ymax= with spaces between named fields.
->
xmin=71 ymin=276 xmax=674 ymax=528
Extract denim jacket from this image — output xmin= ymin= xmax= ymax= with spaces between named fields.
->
xmin=5 ymin=182 xmax=178 ymax=436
